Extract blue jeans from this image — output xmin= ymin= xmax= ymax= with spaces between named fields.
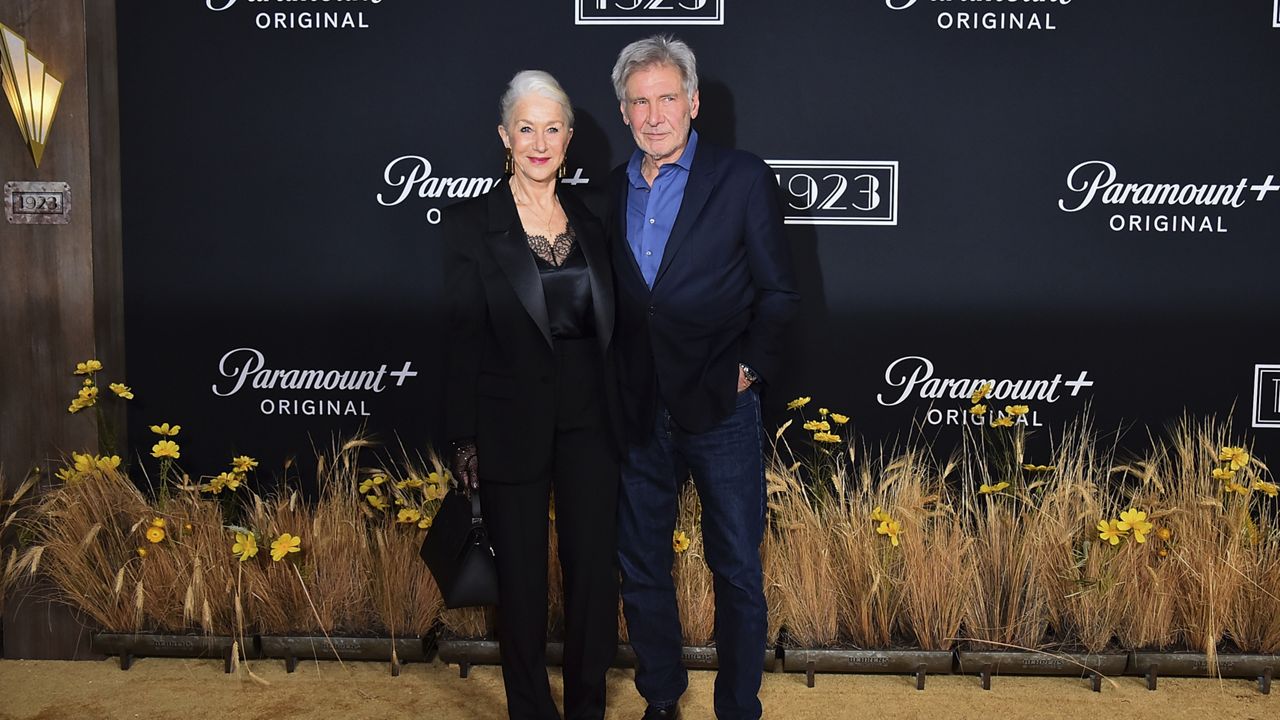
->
xmin=618 ymin=388 xmax=766 ymax=720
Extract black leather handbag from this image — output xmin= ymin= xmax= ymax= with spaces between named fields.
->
xmin=420 ymin=490 xmax=499 ymax=608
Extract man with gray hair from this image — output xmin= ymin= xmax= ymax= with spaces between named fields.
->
xmin=607 ymin=35 xmax=799 ymax=720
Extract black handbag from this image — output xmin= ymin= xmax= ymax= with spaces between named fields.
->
xmin=420 ymin=490 xmax=499 ymax=608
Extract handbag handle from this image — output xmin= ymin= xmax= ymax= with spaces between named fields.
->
xmin=470 ymin=493 xmax=483 ymax=526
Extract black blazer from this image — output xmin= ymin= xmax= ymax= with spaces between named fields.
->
xmin=442 ymin=181 xmax=620 ymax=484
xmin=609 ymin=139 xmax=800 ymax=438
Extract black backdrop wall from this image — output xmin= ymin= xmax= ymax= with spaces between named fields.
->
xmin=116 ymin=0 xmax=1280 ymax=477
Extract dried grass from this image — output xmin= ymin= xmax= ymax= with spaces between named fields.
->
xmin=673 ymin=483 xmax=716 ymax=646
xmin=21 ymin=466 xmax=151 ymax=632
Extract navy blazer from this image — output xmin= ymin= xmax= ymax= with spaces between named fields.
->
xmin=610 ymin=139 xmax=800 ymax=437
xmin=442 ymin=181 xmax=620 ymax=483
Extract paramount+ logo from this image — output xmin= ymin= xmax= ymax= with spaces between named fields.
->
xmin=575 ymin=0 xmax=724 ymax=25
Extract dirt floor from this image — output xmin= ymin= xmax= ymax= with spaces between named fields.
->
xmin=0 ymin=656 xmax=1274 ymax=720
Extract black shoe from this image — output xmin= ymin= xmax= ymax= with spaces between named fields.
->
xmin=641 ymin=705 xmax=679 ymax=720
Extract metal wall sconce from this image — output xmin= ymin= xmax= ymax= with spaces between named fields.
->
xmin=1 ymin=22 xmax=64 ymax=168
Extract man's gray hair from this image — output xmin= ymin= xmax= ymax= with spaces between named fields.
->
xmin=500 ymin=70 xmax=575 ymax=129
xmin=611 ymin=35 xmax=699 ymax=102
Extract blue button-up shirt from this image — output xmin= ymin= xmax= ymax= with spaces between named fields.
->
xmin=626 ymin=130 xmax=699 ymax=289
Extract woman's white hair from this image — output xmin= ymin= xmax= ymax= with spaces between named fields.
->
xmin=500 ymin=70 xmax=574 ymax=129
xmin=610 ymin=35 xmax=698 ymax=102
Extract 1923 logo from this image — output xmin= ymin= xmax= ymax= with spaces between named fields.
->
xmin=1255 ymin=365 xmax=1280 ymax=429
xmin=766 ymin=160 xmax=898 ymax=226
xmin=575 ymin=0 xmax=723 ymax=25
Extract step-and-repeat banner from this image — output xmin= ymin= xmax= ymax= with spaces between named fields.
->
xmin=116 ymin=1 xmax=1280 ymax=475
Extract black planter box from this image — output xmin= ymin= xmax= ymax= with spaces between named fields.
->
xmin=782 ymin=649 xmax=952 ymax=689
xmin=1129 ymin=652 xmax=1277 ymax=693
xmin=93 ymin=632 xmax=250 ymax=672
xmin=258 ymin=635 xmax=434 ymax=675
xmin=956 ymin=650 xmax=1128 ymax=692
xmin=435 ymin=639 xmax=776 ymax=678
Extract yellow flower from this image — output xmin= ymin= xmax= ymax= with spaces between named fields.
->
xmin=1022 ymin=464 xmax=1055 ymax=472
xmin=67 ymin=398 xmax=89 ymax=414
xmin=55 ymin=466 xmax=77 ymax=483
xmin=73 ymin=452 xmax=96 ymax=474
xmin=1155 ymin=526 xmax=1173 ymax=542
xmin=183 ymin=523 xmax=193 ymax=531
xmin=397 ymin=477 xmax=425 ymax=490
xmin=979 ymin=481 xmax=1010 ymax=494
xmin=231 ymin=455 xmax=259 ymax=473
xmin=74 ymin=359 xmax=103 ymax=375
xmin=830 ymin=413 xmax=850 ymax=425
xmin=424 ymin=484 xmax=446 ymax=501
xmin=871 ymin=506 xmax=888 ymax=523
xmin=96 ymin=455 xmax=122 ymax=472
xmin=212 ymin=471 xmax=241 ymax=491
xmin=1097 ymin=519 xmax=1127 ymax=545
xmin=367 ymin=495 xmax=389 ymax=511
xmin=397 ymin=508 xmax=422 ymax=524
xmin=813 ymin=431 xmax=841 ymax=443
xmin=1117 ymin=508 xmax=1153 ymax=543
xmin=1157 ymin=548 xmax=1169 ymax=558
xmin=818 ymin=407 xmax=829 ymax=417
xmin=876 ymin=519 xmax=903 ymax=547
xmin=150 ymin=517 xmax=166 ymax=528
xmin=970 ymin=404 xmax=987 ymax=416
xmin=149 ymin=423 xmax=180 ymax=437
xmin=417 ymin=516 xmax=433 ymax=530
xmin=109 ymin=383 xmax=134 ymax=400
xmin=358 ymin=478 xmax=376 ymax=494
xmin=136 ymin=547 xmax=148 ymax=558
xmin=1219 ymin=446 xmax=1250 ymax=471
xmin=786 ymin=396 xmax=811 ymax=410
xmin=145 ymin=526 xmax=166 ymax=544
xmin=1224 ymin=479 xmax=1251 ymax=496
xmin=991 ymin=416 xmax=1014 ymax=428
xmin=77 ymin=385 xmax=99 ymax=403
xmin=1005 ymin=405 xmax=1029 ymax=417
xmin=151 ymin=440 xmax=180 ymax=459
xmin=1212 ymin=467 xmax=1235 ymax=481
xmin=232 ymin=532 xmax=258 ymax=562
xmin=270 ymin=533 xmax=301 ymax=561
xmin=202 ymin=475 xmax=226 ymax=494
xmin=971 ymin=383 xmax=993 ymax=404
xmin=803 ymin=420 xmax=831 ymax=432
xmin=1253 ymin=480 xmax=1278 ymax=497
xmin=673 ymin=530 xmax=691 ymax=554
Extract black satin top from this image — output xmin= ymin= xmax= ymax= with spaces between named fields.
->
xmin=530 ymin=227 xmax=596 ymax=340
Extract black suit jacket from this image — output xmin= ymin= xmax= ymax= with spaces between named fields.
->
xmin=442 ymin=181 xmax=620 ymax=483
xmin=610 ymin=139 xmax=800 ymax=438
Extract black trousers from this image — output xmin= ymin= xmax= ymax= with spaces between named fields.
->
xmin=479 ymin=338 xmax=620 ymax=720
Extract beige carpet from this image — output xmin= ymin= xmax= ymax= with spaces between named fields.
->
xmin=0 ymin=657 xmax=1273 ymax=719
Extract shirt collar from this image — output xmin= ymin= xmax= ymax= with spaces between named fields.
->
xmin=627 ymin=129 xmax=699 ymax=189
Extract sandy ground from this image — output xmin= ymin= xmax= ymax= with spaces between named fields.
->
xmin=0 ymin=656 xmax=1274 ymax=720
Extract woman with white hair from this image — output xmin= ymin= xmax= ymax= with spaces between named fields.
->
xmin=441 ymin=70 xmax=621 ymax=720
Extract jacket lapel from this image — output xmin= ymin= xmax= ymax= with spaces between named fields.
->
xmin=612 ymin=167 xmax=647 ymax=288
xmin=653 ymin=141 xmax=716 ymax=289
xmin=561 ymin=188 xmax=614 ymax=354
xmin=484 ymin=181 xmax=553 ymax=349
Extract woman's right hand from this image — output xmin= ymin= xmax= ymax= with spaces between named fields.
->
xmin=451 ymin=440 xmax=480 ymax=496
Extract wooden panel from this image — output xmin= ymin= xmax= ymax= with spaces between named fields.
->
xmin=0 ymin=0 xmax=122 ymax=659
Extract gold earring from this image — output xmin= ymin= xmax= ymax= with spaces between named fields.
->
xmin=557 ymin=162 xmax=567 ymax=179
xmin=503 ymin=148 xmax=513 ymax=175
